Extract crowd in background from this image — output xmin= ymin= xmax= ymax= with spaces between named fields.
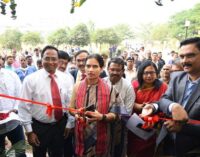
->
xmin=1 ymin=37 xmax=200 ymax=157
xmin=0 ymin=44 xmax=183 ymax=83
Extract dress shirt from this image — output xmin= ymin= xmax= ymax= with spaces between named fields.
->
xmin=65 ymin=71 xmax=74 ymax=85
xmin=0 ymin=68 xmax=21 ymax=111
xmin=18 ymin=69 xmax=74 ymax=133
xmin=124 ymin=68 xmax=137 ymax=82
xmin=104 ymin=77 xmax=135 ymax=115
xmin=168 ymin=76 xmax=200 ymax=112
xmin=152 ymin=61 xmax=159 ymax=69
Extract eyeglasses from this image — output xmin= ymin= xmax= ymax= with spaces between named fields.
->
xmin=143 ymin=71 xmax=156 ymax=76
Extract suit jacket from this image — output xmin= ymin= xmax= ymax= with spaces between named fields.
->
xmin=157 ymin=60 xmax=165 ymax=74
xmin=70 ymin=69 xmax=78 ymax=83
xmin=70 ymin=69 xmax=107 ymax=83
xmin=157 ymin=71 xmax=200 ymax=157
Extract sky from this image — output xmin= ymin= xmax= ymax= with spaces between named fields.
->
xmin=0 ymin=0 xmax=199 ymax=33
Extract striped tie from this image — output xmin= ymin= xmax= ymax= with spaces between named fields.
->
xmin=182 ymin=83 xmax=196 ymax=108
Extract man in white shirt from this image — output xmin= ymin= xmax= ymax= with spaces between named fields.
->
xmin=125 ymin=57 xmax=137 ymax=82
xmin=32 ymin=48 xmax=41 ymax=69
xmin=0 ymin=56 xmax=26 ymax=157
xmin=57 ymin=50 xmax=74 ymax=84
xmin=18 ymin=46 xmax=73 ymax=157
xmin=57 ymin=50 xmax=75 ymax=157
xmin=104 ymin=57 xmax=135 ymax=157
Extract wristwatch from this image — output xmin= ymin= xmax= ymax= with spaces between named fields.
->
xmin=101 ymin=114 xmax=107 ymax=121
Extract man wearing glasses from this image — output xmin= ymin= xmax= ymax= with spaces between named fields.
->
xmin=19 ymin=45 xmax=73 ymax=157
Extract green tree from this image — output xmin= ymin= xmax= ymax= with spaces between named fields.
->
xmin=86 ymin=20 xmax=96 ymax=43
xmin=168 ymin=3 xmax=200 ymax=40
xmin=94 ymin=28 xmax=120 ymax=45
xmin=135 ymin=23 xmax=154 ymax=44
xmin=47 ymin=28 xmax=70 ymax=48
xmin=151 ymin=23 xmax=171 ymax=42
xmin=113 ymin=24 xmax=135 ymax=42
xmin=69 ymin=23 xmax=90 ymax=46
xmin=0 ymin=29 xmax=22 ymax=50
xmin=22 ymin=31 xmax=43 ymax=46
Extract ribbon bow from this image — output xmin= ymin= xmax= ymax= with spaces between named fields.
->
xmin=141 ymin=112 xmax=200 ymax=130
xmin=141 ymin=112 xmax=169 ymax=129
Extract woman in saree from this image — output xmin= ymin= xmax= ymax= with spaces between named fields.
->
xmin=70 ymin=53 xmax=122 ymax=157
xmin=127 ymin=60 xmax=168 ymax=157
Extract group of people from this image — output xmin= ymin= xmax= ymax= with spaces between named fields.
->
xmin=0 ymin=37 xmax=200 ymax=157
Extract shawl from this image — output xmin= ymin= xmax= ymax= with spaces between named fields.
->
xmin=75 ymin=78 xmax=110 ymax=156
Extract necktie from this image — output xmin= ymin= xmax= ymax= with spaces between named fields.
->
xmin=49 ymin=74 xmax=63 ymax=121
xmin=81 ymin=73 xmax=86 ymax=80
xmin=182 ymin=82 xmax=196 ymax=108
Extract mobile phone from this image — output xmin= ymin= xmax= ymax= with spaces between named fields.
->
xmin=85 ymin=104 xmax=95 ymax=112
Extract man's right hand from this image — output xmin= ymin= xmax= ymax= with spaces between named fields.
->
xmin=26 ymin=132 xmax=40 ymax=147
xmin=164 ymin=120 xmax=183 ymax=132
xmin=171 ymin=103 xmax=188 ymax=122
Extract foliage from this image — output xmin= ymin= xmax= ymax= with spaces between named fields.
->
xmin=21 ymin=31 xmax=43 ymax=46
xmin=69 ymin=23 xmax=90 ymax=46
xmin=0 ymin=2 xmax=199 ymax=51
xmin=151 ymin=23 xmax=171 ymax=42
xmin=47 ymin=28 xmax=70 ymax=48
xmin=86 ymin=20 xmax=96 ymax=43
xmin=94 ymin=28 xmax=120 ymax=45
xmin=0 ymin=29 xmax=22 ymax=50
xmin=168 ymin=3 xmax=200 ymax=40
xmin=113 ymin=24 xmax=135 ymax=41
xmin=135 ymin=22 xmax=154 ymax=44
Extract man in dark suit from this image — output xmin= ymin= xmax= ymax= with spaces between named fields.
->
xmin=151 ymin=52 xmax=165 ymax=74
xmin=142 ymin=37 xmax=200 ymax=157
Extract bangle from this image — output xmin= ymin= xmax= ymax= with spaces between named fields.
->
xmin=101 ymin=114 xmax=107 ymax=121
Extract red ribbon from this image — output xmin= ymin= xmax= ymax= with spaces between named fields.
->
xmin=0 ymin=93 xmax=81 ymax=118
xmin=141 ymin=113 xmax=200 ymax=129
